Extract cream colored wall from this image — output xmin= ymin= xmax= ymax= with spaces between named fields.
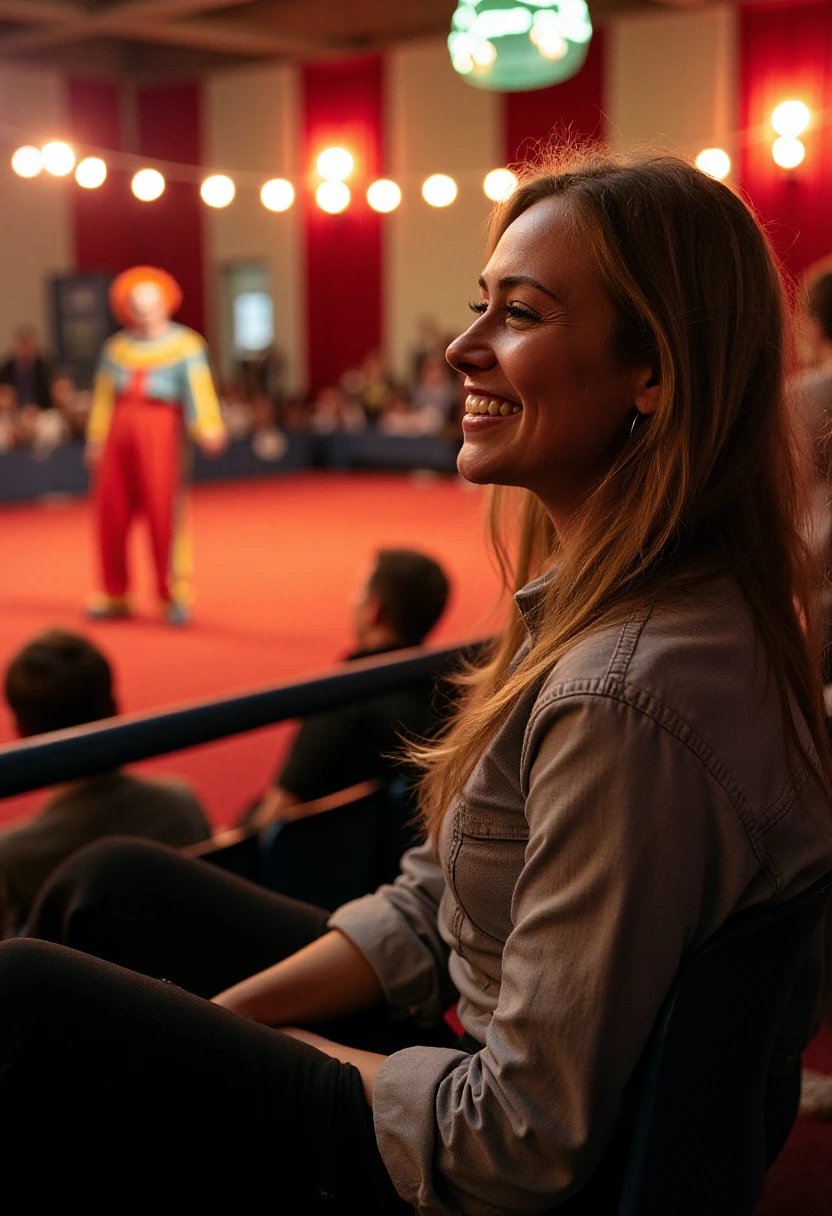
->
xmin=607 ymin=3 xmax=737 ymax=170
xmin=384 ymin=40 xmax=500 ymax=382
xmin=0 ymin=65 xmax=72 ymax=355
xmin=204 ymin=65 xmax=305 ymax=392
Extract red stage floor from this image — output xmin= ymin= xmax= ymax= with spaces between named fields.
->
xmin=0 ymin=472 xmax=500 ymax=829
xmin=0 ymin=470 xmax=829 ymax=1214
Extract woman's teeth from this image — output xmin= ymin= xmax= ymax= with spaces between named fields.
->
xmin=465 ymin=394 xmax=522 ymax=417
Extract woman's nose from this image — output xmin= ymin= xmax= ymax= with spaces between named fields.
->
xmin=446 ymin=328 xmax=496 ymax=376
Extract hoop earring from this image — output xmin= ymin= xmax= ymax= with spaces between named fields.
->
xmin=629 ymin=410 xmax=642 ymax=441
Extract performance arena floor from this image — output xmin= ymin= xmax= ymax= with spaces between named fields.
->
xmin=0 ymin=468 xmax=829 ymax=1215
xmin=0 ymin=471 xmax=501 ymax=829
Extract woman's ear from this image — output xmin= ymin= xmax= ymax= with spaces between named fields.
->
xmin=635 ymin=366 xmax=661 ymax=416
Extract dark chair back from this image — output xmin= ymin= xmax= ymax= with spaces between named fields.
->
xmin=193 ymin=779 xmax=422 ymax=913
xmin=617 ymin=871 xmax=832 ymax=1216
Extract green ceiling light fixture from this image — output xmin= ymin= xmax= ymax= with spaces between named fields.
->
xmin=448 ymin=0 xmax=593 ymax=92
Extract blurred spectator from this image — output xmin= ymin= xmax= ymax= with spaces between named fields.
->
xmin=410 ymin=315 xmax=445 ymax=382
xmin=0 ymin=384 xmax=16 ymax=452
xmin=0 ymin=630 xmax=210 ymax=934
xmin=51 ymin=372 xmax=90 ymax=442
xmin=310 ymin=386 xmax=366 ymax=435
xmin=248 ymin=548 xmax=450 ymax=828
xmin=0 ymin=325 xmax=53 ymax=412
xmin=378 ymin=392 xmax=444 ymax=438
xmin=412 ymin=353 xmax=460 ymax=423
xmin=219 ymin=379 xmax=254 ymax=440
xmin=279 ymin=395 xmax=312 ymax=431
xmin=342 ymin=349 xmax=396 ymax=427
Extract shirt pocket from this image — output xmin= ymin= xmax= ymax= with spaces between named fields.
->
xmin=450 ymin=803 xmax=529 ymax=945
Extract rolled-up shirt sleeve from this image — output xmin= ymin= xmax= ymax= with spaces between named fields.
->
xmin=370 ymin=693 xmax=758 ymax=1215
xmin=328 ymin=837 xmax=457 ymax=1025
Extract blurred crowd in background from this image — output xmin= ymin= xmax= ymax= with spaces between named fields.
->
xmin=0 ymin=315 xmax=465 ymax=461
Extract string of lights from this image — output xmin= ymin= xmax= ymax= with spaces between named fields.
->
xmin=4 ymin=97 xmax=829 ymax=211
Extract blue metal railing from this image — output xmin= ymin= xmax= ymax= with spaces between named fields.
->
xmin=0 ymin=639 xmax=487 ymax=800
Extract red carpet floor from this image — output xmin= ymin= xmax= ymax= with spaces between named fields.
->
xmin=0 ymin=472 xmax=501 ymax=829
xmin=0 ymin=470 xmax=829 ymax=1215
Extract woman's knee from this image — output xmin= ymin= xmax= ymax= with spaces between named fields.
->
xmin=27 ymin=836 xmax=182 ymax=942
xmin=0 ymin=938 xmax=68 ymax=1024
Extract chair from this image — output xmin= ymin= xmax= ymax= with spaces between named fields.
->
xmin=188 ymin=777 xmax=422 ymax=912
xmin=616 ymin=870 xmax=832 ymax=1216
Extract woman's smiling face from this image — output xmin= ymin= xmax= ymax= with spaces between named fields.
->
xmin=447 ymin=196 xmax=655 ymax=530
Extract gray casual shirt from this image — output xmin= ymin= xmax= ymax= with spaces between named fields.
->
xmin=330 ymin=570 xmax=832 ymax=1215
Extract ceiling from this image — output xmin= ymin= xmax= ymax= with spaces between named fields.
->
xmin=0 ymin=0 xmax=710 ymax=82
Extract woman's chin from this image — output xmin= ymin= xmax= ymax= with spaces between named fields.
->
xmin=457 ymin=445 xmax=502 ymax=486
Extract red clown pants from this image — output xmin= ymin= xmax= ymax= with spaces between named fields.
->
xmin=94 ymin=398 xmax=189 ymax=605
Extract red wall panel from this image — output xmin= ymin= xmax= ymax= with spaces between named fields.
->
xmin=739 ymin=0 xmax=832 ymax=278
xmin=68 ymin=80 xmax=205 ymax=333
xmin=301 ymin=56 xmax=384 ymax=393
xmin=503 ymin=29 xmax=607 ymax=165
xmin=67 ymin=79 xmax=133 ymax=275
xmin=135 ymin=84 xmax=205 ymax=333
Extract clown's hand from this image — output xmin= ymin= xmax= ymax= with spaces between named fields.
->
xmin=198 ymin=432 xmax=228 ymax=458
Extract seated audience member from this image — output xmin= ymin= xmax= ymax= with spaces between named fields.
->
xmin=342 ymin=349 xmax=396 ymax=427
xmin=3 ymin=153 xmax=832 ymax=1215
xmin=0 ymin=325 xmax=53 ymax=412
xmin=0 ymin=384 xmax=16 ymax=451
xmin=250 ymin=548 xmax=450 ymax=828
xmin=309 ymin=385 xmax=366 ymax=435
xmin=796 ymin=271 xmax=832 ymax=1120
xmin=51 ymin=371 xmax=90 ymax=441
xmin=411 ymin=352 xmax=461 ymax=424
xmin=377 ymin=392 xmax=444 ymax=437
xmin=410 ymin=314 xmax=445 ymax=382
xmin=0 ymin=630 xmax=209 ymax=932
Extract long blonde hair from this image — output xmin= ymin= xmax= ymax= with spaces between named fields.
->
xmin=415 ymin=148 xmax=832 ymax=839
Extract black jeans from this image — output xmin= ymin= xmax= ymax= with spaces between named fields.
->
xmin=0 ymin=837 xmax=455 ymax=1214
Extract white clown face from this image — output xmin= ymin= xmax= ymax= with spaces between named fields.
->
xmin=127 ymin=281 xmax=169 ymax=331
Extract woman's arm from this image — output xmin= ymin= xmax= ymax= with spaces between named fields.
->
xmin=212 ymin=928 xmax=384 ymax=1025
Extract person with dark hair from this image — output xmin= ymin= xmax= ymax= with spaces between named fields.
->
xmin=250 ymin=548 xmax=450 ymax=828
xmin=2 ymin=151 xmax=832 ymax=1214
xmin=0 ymin=630 xmax=209 ymax=933
xmin=0 ymin=325 xmax=53 ymax=412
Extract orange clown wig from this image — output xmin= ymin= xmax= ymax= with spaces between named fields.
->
xmin=109 ymin=266 xmax=183 ymax=327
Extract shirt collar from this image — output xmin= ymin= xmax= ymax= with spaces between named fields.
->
xmin=514 ymin=568 xmax=557 ymax=640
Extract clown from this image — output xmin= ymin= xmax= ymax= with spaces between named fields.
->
xmin=86 ymin=267 xmax=227 ymax=625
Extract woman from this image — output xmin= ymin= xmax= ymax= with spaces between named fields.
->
xmin=2 ymin=151 xmax=832 ymax=1214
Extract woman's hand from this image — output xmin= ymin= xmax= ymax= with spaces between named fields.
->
xmin=280 ymin=1026 xmax=387 ymax=1105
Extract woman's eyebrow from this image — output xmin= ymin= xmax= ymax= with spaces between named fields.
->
xmin=477 ymin=274 xmax=561 ymax=302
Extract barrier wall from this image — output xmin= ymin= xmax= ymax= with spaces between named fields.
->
xmin=0 ymin=433 xmax=463 ymax=505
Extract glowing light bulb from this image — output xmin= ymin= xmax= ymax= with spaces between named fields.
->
xmin=452 ymin=52 xmax=474 ymax=75
xmin=530 ymin=28 xmax=568 ymax=60
xmin=260 ymin=178 xmax=295 ymax=212
xmin=695 ymin=148 xmax=731 ymax=181
xmin=316 ymin=148 xmax=354 ymax=182
xmin=200 ymin=173 xmax=235 ymax=208
xmin=316 ymin=181 xmax=350 ymax=214
xmin=771 ymin=101 xmax=810 ymax=139
xmin=75 ymin=157 xmax=107 ymax=189
xmin=11 ymin=146 xmax=43 ymax=178
xmin=772 ymin=136 xmax=805 ymax=170
xmin=472 ymin=40 xmax=496 ymax=68
xmin=367 ymin=179 xmax=402 ymax=213
xmin=131 ymin=168 xmax=165 ymax=201
xmin=483 ymin=168 xmax=518 ymax=202
xmin=41 ymin=141 xmax=75 ymax=176
xmin=422 ymin=174 xmax=458 ymax=208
